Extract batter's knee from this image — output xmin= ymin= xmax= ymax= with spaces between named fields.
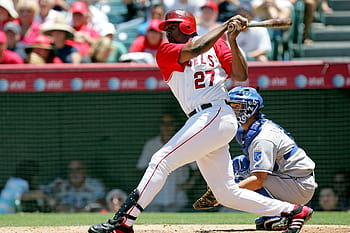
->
xmin=210 ymin=183 xmax=241 ymax=207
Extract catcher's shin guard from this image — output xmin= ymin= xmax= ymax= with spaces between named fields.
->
xmin=255 ymin=216 xmax=288 ymax=231
xmin=88 ymin=189 xmax=143 ymax=233
xmin=193 ymin=187 xmax=219 ymax=210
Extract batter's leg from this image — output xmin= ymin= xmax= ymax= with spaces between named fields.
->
xmin=196 ymin=146 xmax=295 ymax=216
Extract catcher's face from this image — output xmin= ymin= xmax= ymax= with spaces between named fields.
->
xmin=163 ymin=22 xmax=190 ymax=44
xmin=229 ymin=102 xmax=244 ymax=115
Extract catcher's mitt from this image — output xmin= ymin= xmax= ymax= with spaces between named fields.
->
xmin=193 ymin=187 xmax=219 ymax=210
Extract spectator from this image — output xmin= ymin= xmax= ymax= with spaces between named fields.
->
xmin=0 ymin=30 xmax=24 ymax=64
xmin=43 ymin=160 xmax=106 ymax=213
xmin=137 ymin=4 xmax=166 ymax=36
xmin=129 ymin=19 xmax=166 ymax=58
xmin=90 ymin=22 xmax=127 ymax=63
xmin=41 ymin=16 xmax=81 ymax=63
xmin=333 ymin=172 xmax=350 ymax=211
xmin=104 ymin=189 xmax=127 ymax=212
xmin=69 ymin=1 xmax=100 ymax=62
xmin=163 ymin=0 xmax=206 ymax=18
xmin=197 ymin=1 xmax=221 ymax=36
xmin=53 ymin=0 xmax=70 ymax=12
xmin=289 ymin=0 xmax=318 ymax=44
xmin=0 ymin=0 xmax=18 ymax=31
xmin=136 ymin=112 xmax=200 ymax=212
xmin=217 ymin=0 xmax=241 ymax=22
xmin=34 ymin=0 xmax=65 ymax=24
xmin=66 ymin=0 xmax=110 ymax=35
xmin=122 ymin=0 xmax=147 ymax=22
xmin=235 ymin=2 xmax=272 ymax=61
xmin=0 ymin=159 xmax=47 ymax=214
xmin=318 ymin=187 xmax=339 ymax=211
xmin=321 ymin=0 xmax=333 ymax=13
xmin=14 ymin=0 xmax=41 ymax=45
xmin=25 ymin=34 xmax=62 ymax=64
xmin=251 ymin=0 xmax=293 ymax=20
xmin=4 ymin=21 xmax=27 ymax=60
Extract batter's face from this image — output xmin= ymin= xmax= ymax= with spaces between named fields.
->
xmin=163 ymin=22 xmax=190 ymax=44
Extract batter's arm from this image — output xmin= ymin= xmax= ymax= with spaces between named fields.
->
xmin=226 ymin=17 xmax=248 ymax=82
xmin=179 ymin=15 xmax=248 ymax=66
xmin=238 ymin=171 xmax=268 ymax=190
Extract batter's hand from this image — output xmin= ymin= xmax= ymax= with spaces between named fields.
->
xmin=226 ymin=15 xmax=248 ymax=39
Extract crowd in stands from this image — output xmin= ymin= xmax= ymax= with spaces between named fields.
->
xmin=0 ymin=0 xmax=335 ymax=64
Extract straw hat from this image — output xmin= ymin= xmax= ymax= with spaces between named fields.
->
xmin=0 ymin=0 xmax=18 ymax=19
xmin=40 ymin=16 xmax=75 ymax=40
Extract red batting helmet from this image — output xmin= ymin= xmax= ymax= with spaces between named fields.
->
xmin=159 ymin=9 xmax=197 ymax=35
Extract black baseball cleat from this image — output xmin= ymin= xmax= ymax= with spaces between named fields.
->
xmin=282 ymin=205 xmax=314 ymax=233
xmin=89 ymin=189 xmax=142 ymax=233
xmin=255 ymin=216 xmax=288 ymax=231
xmin=88 ymin=218 xmax=134 ymax=233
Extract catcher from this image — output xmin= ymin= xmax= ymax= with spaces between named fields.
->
xmin=193 ymin=86 xmax=318 ymax=231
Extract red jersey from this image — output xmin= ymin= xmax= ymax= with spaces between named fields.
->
xmin=0 ymin=50 xmax=24 ymax=64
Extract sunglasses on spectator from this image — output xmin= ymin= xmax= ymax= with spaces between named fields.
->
xmin=20 ymin=9 xmax=33 ymax=14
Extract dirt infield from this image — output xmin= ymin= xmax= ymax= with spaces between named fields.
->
xmin=1 ymin=225 xmax=349 ymax=233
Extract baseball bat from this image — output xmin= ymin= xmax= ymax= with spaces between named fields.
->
xmin=247 ymin=18 xmax=292 ymax=29
xmin=228 ymin=18 xmax=292 ymax=32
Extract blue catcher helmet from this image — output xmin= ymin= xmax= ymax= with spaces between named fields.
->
xmin=227 ymin=86 xmax=264 ymax=126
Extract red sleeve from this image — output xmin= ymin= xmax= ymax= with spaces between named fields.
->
xmin=155 ymin=42 xmax=185 ymax=81
xmin=213 ymin=39 xmax=232 ymax=77
xmin=129 ymin=36 xmax=145 ymax=53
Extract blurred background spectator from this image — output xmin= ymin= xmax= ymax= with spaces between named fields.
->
xmin=128 ymin=19 xmax=165 ymax=59
xmin=251 ymin=0 xmax=293 ymax=21
xmin=0 ymin=30 xmax=24 ymax=64
xmin=318 ymin=187 xmax=339 ymax=211
xmin=0 ymin=0 xmax=18 ymax=31
xmin=4 ymin=21 xmax=27 ymax=61
xmin=289 ymin=0 xmax=318 ymax=44
xmin=91 ymin=22 xmax=128 ymax=62
xmin=0 ymin=159 xmax=47 ymax=213
xmin=217 ymin=0 xmax=241 ymax=22
xmin=53 ymin=0 xmax=70 ymax=12
xmin=89 ymin=36 xmax=114 ymax=62
xmin=163 ymin=0 xmax=206 ymax=18
xmin=14 ymin=0 xmax=41 ymax=45
xmin=25 ymin=34 xmax=62 ymax=64
xmin=235 ymin=2 xmax=272 ymax=61
xmin=137 ymin=4 xmax=165 ymax=36
xmin=34 ymin=0 xmax=65 ymax=24
xmin=197 ymin=1 xmax=221 ymax=36
xmin=103 ymin=189 xmax=127 ymax=212
xmin=69 ymin=1 xmax=100 ymax=62
xmin=41 ymin=16 xmax=81 ymax=63
xmin=42 ymin=160 xmax=106 ymax=213
xmin=122 ymin=0 xmax=148 ymax=22
xmin=333 ymin=172 xmax=350 ymax=211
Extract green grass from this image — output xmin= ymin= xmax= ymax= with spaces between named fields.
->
xmin=0 ymin=212 xmax=348 ymax=227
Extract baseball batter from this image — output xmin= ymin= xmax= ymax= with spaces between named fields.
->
xmin=88 ymin=10 xmax=313 ymax=233
xmin=194 ymin=87 xmax=318 ymax=231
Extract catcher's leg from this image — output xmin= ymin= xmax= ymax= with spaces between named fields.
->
xmin=193 ymin=187 xmax=219 ymax=210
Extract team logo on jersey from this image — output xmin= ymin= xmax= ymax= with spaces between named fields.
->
xmin=253 ymin=151 xmax=262 ymax=162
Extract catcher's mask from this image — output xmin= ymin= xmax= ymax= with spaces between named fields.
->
xmin=227 ymin=86 xmax=264 ymax=126
xmin=159 ymin=9 xmax=197 ymax=35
